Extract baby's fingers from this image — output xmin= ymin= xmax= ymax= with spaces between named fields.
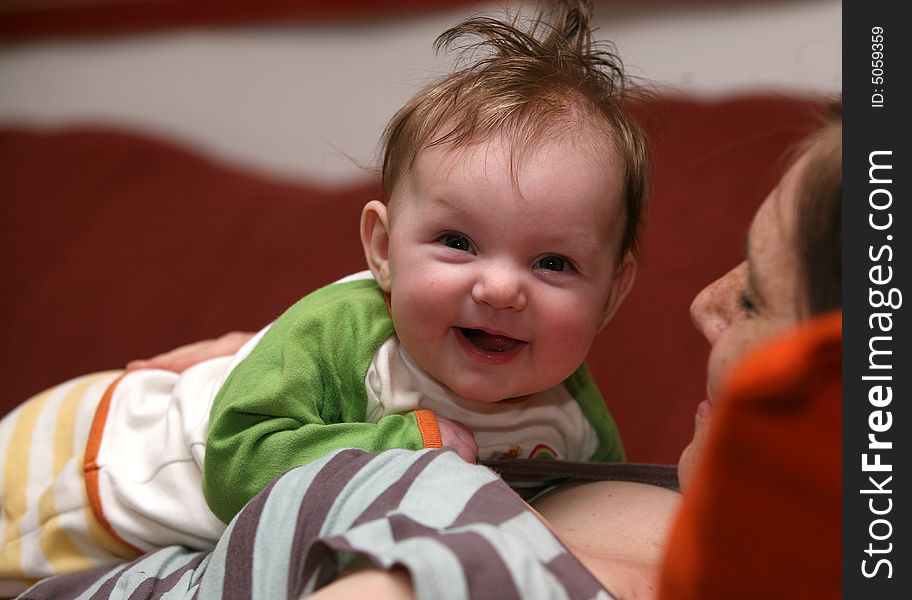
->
xmin=126 ymin=331 xmax=254 ymax=373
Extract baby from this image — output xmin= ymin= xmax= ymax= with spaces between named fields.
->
xmin=0 ymin=0 xmax=649 ymax=590
xmin=203 ymin=0 xmax=649 ymax=522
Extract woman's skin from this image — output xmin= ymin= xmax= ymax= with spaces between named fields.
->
xmin=131 ymin=137 xmax=822 ymax=600
xmin=308 ymin=565 xmax=415 ymax=600
xmin=676 ymin=147 xmax=809 ymax=491
xmin=533 ymin=481 xmax=681 ymax=599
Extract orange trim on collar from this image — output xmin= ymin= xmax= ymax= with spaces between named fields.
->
xmin=415 ymin=409 xmax=442 ymax=449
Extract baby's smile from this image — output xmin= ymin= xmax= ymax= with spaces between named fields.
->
xmin=454 ymin=326 xmax=527 ymax=363
xmin=372 ymin=124 xmax=629 ymax=404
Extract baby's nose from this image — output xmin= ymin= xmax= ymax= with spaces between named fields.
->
xmin=471 ymin=266 xmax=527 ymax=311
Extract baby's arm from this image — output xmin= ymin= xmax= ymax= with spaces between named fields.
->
xmin=204 ymin=373 xmax=478 ymax=523
xmin=204 ymin=398 xmax=437 ymax=522
xmin=202 ymin=281 xmax=459 ymax=523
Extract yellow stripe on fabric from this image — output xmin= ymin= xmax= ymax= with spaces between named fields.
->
xmin=54 ymin=373 xmax=114 ymax=473
xmin=34 ymin=509 xmax=97 ymax=573
xmin=38 ymin=373 xmax=113 ymax=572
xmin=0 ymin=388 xmax=53 ymax=576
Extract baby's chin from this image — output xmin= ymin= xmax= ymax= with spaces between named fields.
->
xmin=450 ymin=385 xmax=530 ymax=404
xmin=442 ymin=376 xmax=535 ymax=404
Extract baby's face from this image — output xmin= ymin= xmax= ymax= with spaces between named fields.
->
xmin=377 ymin=132 xmax=632 ymax=403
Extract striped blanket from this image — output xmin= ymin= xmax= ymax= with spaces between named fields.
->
xmin=17 ymin=449 xmax=614 ymax=600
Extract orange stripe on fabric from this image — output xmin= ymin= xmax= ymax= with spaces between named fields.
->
xmin=415 ymin=409 xmax=442 ymax=448
xmin=82 ymin=374 xmax=143 ymax=555
xmin=39 ymin=373 xmax=125 ymax=571
xmin=77 ymin=452 xmax=139 ymax=559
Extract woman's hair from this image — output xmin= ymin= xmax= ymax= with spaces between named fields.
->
xmin=795 ymin=103 xmax=842 ymax=315
xmin=379 ymin=0 xmax=650 ymax=258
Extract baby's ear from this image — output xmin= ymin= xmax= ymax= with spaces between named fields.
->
xmin=360 ymin=200 xmax=392 ymax=292
xmin=597 ymin=254 xmax=637 ymax=332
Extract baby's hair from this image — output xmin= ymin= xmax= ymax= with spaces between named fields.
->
xmin=380 ymin=0 xmax=650 ymax=259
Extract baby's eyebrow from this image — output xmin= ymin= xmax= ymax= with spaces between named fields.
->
xmin=423 ymin=195 xmax=486 ymax=231
xmin=426 ymin=193 xmax=460 ymax=213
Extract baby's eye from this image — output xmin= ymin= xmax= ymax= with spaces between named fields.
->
xmin=534 ymin=255 xmax=570 ymax=272
xmin=439 ymin=233 xmax=473 ymax=252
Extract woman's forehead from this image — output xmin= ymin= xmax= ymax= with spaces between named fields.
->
xmin=746 ymin=158 xmax=806 ymax=312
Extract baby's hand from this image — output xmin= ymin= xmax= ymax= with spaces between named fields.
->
xmin=126 ymin=331 xmax=254 ymax=373
xmin=435 ymin=416 xmax=479 ymax=463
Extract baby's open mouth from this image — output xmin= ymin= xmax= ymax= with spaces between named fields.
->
xmin=458 ymin=328 xmax=524 ymax=353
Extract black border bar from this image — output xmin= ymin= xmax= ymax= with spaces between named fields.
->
xmin=843 ymin=1 xmax=909 ymax=596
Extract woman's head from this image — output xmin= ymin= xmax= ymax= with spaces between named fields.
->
xmin=794 ymin=106 xmax=842 ymax=315
xmin=679 ymin=108 xmax=842 ymax=487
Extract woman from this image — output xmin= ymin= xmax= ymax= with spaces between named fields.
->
xmin=17 ymin=112 xmax=841 ymax=600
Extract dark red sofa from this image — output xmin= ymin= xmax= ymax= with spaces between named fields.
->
xmin=0 ymin=95 xmax=824 ymax=463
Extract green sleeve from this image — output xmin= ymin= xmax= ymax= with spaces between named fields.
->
xmin=564 ymin=362 xmax=625 ymax=463
xmin=203 ymin=279 xmax=428 ymax=523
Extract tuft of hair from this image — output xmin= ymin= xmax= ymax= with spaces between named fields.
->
xmin=795 ymin=101 xmax=842 ymax=315
xmin=380 ymin=0 xmax=651 ymax=259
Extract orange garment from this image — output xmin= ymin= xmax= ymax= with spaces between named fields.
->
xmin=660 ymin=311 xmax=841 ymax=599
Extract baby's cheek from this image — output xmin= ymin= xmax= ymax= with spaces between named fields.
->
xmin=540 ymin=314 xmax=596 ymax=370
